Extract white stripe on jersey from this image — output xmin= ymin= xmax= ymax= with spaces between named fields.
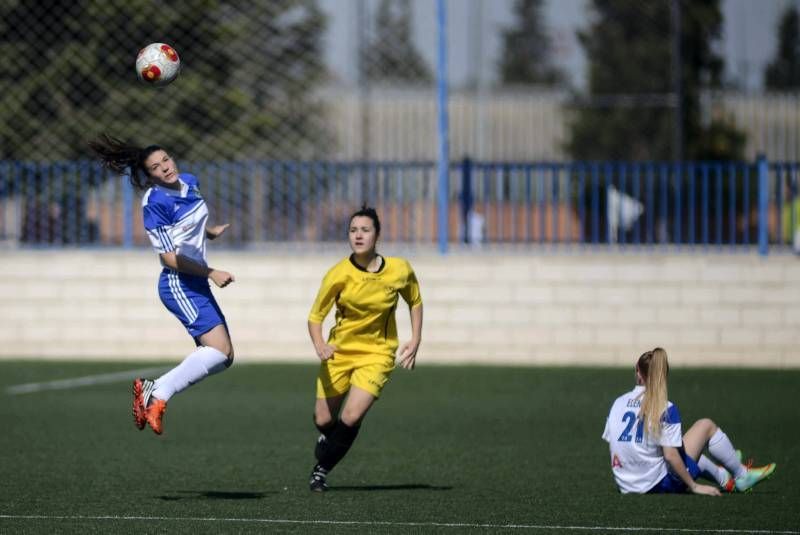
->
xmin=145 ymin=227 xmax=174 ymax=253
xmin=167 ymin=271 xmax=198 ymax=323
xmin=142 ymin=188 xmax=154 ymax=205
xmin=157 ymin=226 xmax=174 ymax=251
xmin=174 ymin=200 xmax=206 ymax=225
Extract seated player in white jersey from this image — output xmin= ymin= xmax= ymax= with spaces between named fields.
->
xmin=602 ymin=347 xmax=776 ymax=495
xmin=89 ymin=134 xmax=235 ymax=435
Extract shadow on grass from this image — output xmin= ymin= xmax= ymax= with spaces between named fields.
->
xmin=328 ymin=484 xmax=453 ymax=492
xmin=158 ymin=490 xmax=274 ymax=501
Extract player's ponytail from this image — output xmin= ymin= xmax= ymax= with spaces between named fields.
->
xmin=88 ymin=134 xmax=163 ymax=191
xmin=637 ymin=347 xmax=670 ymax=439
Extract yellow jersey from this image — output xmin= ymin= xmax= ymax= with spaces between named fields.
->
xmin=308 ymin=255 xmax=422 ymax=357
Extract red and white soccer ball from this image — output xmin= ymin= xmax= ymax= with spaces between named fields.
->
xmin=136 ymin=43 xmax=181 ymax=86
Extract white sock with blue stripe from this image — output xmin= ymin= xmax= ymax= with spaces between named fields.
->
xmin=708 ymin=428 xmax=746 ymax=479
xmin=152 ymin=346 xmax=229 ymax=402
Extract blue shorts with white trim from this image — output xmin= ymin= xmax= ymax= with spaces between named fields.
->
xmin=158 ymin=269 xmax=227 ymax=342
xmin=648 ymin=450 xmax=701 ymax=494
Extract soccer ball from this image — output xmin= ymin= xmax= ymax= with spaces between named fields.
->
xmin=136 ymin=43 xmax=180 ymax=86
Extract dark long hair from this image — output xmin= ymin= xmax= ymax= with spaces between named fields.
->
xmin=88 ymin=134 xmax=164 ymax=191
xmin=349 ymin=205 xmax=381 ymax=236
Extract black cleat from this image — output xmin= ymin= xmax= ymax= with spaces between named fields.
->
xmin=309 ymin=465 xmax=329 ymax=492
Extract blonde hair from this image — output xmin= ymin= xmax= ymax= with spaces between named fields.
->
xmin=637 ymin=347 xmax=670 ymax=439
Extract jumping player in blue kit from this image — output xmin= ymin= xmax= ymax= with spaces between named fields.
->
xmin=602 ymin=347 xmax=776 ymax=495
xmin=89 ymin=134 xmax=235 ymax=435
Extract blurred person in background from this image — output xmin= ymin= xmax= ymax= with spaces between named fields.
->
xmin=602 ymin=347 xmax=776 ymax=495
xmin=306 ymin=206 xmax=423 ymax=492
xmin=89 ymin=134 xmax=235 ymax=435
xmin=781 ymin=173 xmax=800 ymax=254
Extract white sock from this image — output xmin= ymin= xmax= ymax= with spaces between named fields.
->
xmin=708 ymin=429 xmax=746 ymax=479
xmin=152 ymin=346 xmax=229 ymax=402
xmin=697 ymin=454 xmax=730 ymax=486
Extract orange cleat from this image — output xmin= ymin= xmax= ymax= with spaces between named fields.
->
xmin=145 ymin=398 xmax=168 ymax=435
xmin=132 ymin=379 xmax=146 ymax=430
xmin=719 ymin=450 xmax=751 ymax=492
xmin=722 ymin=474 xmax=736 ymax=493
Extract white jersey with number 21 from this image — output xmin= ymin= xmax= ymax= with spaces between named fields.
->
xmin=601 ymin=385 xmax=683 ymax=494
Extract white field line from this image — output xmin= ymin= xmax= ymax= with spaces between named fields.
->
xmin=0 ymin=515 xmax=797 ymax=533
xmin=5 ymin=367 xmax=168 ymax=395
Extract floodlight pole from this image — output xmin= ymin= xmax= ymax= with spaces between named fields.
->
xmin=122 ymin=174 xmax=133 ymax=248
xmin=357 ymin=0 xmax=370 ymax=162
xmin=757 ymin=154 xmax=769 ymax=257
xmin=436 ymin=0 xmax=449 ymax=254
xmin=671 ymin=0 xmax=683 ymax=162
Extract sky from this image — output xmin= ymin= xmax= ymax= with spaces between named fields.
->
xmin=318 ymin=0 xmax=799 ymax=92
xmin=723 ymin=0 xmax=800 ymax=90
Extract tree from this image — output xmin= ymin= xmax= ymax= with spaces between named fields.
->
xmin=566 ymin=0 xmax=749 ymax=246
xmin=566 ymin=0 xmax=745 ymax=161
xmin=498 ymin=0 xmax=563 ymax=86
xmin=765 ymin=6 xmax=800 ymax=90
xmin=362 ymin=0 xmax=432 ymax=83
xmin=0 ymin=0 xmax=330 ymax=160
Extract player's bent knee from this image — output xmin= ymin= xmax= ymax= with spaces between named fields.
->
xmin=699 ymin=417 xmax=716 ymax=428
xmin=314 ymin=413 xmax=334 ymax=429
xmin=696 ymin=417 xmax=717 ymax=435
xmin=210 ymin=340 xmax=233 ymax=359
xmin=340 ymin=409 xmax=366 ymax=427
xmin=314 ymin=404 xmax=335 ymax=427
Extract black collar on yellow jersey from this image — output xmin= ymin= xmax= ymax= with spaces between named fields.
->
xmin=349 ymin=254 xmax=385 ymax=273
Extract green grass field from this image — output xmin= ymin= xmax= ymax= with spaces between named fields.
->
xmin=0 ymin=361 xmax=797 ymax=534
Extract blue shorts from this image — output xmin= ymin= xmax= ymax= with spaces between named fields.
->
xmin=648 ymin=451 xmax=701 ymax=494
xmin=158 ymin=269 xmax=227 ymax=343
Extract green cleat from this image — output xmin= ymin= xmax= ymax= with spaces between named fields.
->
xmin=720 ymin=450 xmax=745 ymax=492
xmin=734 ymin=463 xmax=776 ymax=493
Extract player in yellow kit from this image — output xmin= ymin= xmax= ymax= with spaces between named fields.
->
xmin=306 ymin=206 xmax=423 ymax=492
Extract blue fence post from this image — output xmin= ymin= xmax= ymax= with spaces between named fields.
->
xmin=757 ymin=154 xmax=769 ymax=257
xmin=461 ymin=156 xmax=472 ymax=244
xmin=122 ymin=175 xmax=133 ymax=248
xmin=436 ymin=0 xmax=449 ymax=254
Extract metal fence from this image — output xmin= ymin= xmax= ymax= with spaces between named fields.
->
xmin=1 ymin=158 xmax=797 ymax=255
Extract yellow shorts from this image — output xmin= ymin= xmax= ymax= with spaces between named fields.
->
xmin=316 ymin=353 xmax=395 ymax=399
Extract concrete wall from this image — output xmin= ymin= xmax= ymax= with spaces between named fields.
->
xmin=2 ymin=250 xmax=798 ymax=367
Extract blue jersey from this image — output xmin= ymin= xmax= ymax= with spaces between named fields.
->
xmin=142 ymin=174 xmax=209 ymax=268
xmin=142 ymin=174 xmax=226 ymax=340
